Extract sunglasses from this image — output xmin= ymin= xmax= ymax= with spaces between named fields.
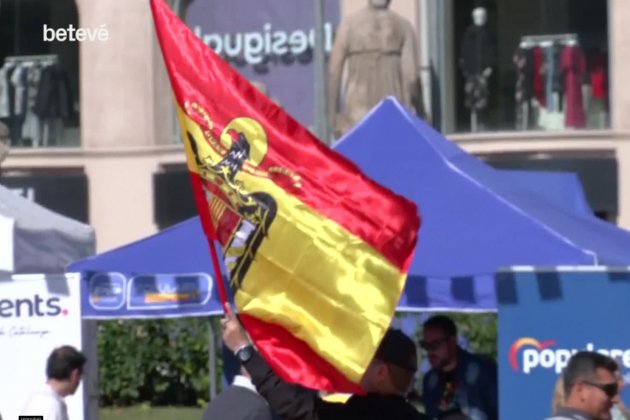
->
xmin=582 ymin=380 xmax=618 ymax=398
xmin=419 ymin=337 xmax=447 ymax=351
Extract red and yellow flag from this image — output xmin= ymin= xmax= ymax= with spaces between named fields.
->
xmin=150 ymin=0 xmax=420 ymax=393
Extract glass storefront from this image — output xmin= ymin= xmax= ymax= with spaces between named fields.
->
xmin=0 ymin=0 xmax=80 ymax=148
xmin=437 ymin=0 xmax=610 ymax=134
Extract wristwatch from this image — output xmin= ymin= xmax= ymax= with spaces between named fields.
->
xmin=235 ymin=344 xmax=255 ymax=364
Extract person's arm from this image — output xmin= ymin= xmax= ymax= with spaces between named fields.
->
xmin=480 ymin=358 xmax=499 ymax=420
xmin=222 ymin=305 xmax=343 ymax=420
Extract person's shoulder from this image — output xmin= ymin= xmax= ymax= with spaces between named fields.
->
xmin=462 ymin=348 xmax=496 ymax=367
xmin=22 ymin=390 xmax=64 ymax=418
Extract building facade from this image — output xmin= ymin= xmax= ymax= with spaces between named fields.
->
xmin=1 ymin=0 xmax=628 ymax=253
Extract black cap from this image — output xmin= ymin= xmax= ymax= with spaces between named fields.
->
xmin=374 ymin=328 xmax=418 ymax=372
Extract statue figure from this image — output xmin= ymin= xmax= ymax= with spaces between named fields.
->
xmin=327 ymin=0 xmax=425 ymax=138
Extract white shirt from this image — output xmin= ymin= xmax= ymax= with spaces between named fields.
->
xmin=21 ymin=384 xmax=69 ymax=420
xmin=232 ymin=374 xmax=258 ymax=394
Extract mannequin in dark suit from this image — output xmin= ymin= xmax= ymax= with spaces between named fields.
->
xmin=459 ymin=6 xmax=496 ymax=131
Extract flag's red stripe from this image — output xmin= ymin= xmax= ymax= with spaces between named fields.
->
xmin=151 ymin=2 xmax=419 ymax=271
xmin=239 ymin=313 xmax=365 ymax=394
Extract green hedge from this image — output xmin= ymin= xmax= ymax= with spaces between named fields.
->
xmin=98 ymin=318 xmax=221 ymax=407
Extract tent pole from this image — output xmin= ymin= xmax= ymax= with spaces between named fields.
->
xmin=208 ymin=318 xmax=216 ymax=401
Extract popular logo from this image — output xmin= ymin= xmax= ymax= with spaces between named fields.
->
xmin=184 ymin=102 xmax=300 ymax=291
xmin=509 ymin=337 xmax=557 ymax=373
xmin=0 ymin=295 xmax=66 ymax=318
xmin=510 ymin=337 xmax=630 ymax=374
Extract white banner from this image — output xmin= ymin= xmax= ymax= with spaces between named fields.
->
xmin=0 ymin=213 xmax=14 ymax=272
xmin=0 ymin=273 xmax=84 ymax=420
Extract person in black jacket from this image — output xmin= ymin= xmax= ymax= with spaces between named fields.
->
xmin=420 ymin=315 xmax=497 ymax=420
xmin=201 ymin=364 xmax=275 ymax=420
xmin=222 ymin=304 xmax=428 ymax=420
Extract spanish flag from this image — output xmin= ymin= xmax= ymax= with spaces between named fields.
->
xmin=151 ymin=0 xmax=420 ymax=393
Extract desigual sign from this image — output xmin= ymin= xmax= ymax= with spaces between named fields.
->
xmin=185 ymin=0 xmax=340 ymax=128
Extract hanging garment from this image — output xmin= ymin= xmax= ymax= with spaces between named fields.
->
xmin=0 ymin=63 xmax=15 ymax=118
xmin=588 ymin=51 xmax=608 ymax=102
xmin=552 ymin=44 xmax=564 ymax=111
xmin=33 ymin=64 xmax=74 ymax=120
xmin=532 ymin=47 xmax=545 ymax=107
xmin=545 ymin=45 xmax=555 ymax=111
xmin=11 ymin=64 xmax=28 ymax=117
xmin=22 ymin=65 xmax=43 ymax=145
xmin=513 ymin=47 xmax=534 ymax=129
xmin=561 ymin=46 xmax=586 ymax=129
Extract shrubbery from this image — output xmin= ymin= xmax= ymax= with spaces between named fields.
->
xmin=98 ymin=318 xmax=221 ymax=406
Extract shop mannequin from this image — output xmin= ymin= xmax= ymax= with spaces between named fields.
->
xmin=459 ymin=6 xmax=495 ymax=132
xmin=327 ymin=0 xmax=425 ymax=138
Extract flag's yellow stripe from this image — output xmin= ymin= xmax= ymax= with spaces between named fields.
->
xmin=177 ymin=106 xmax=404 ymax=383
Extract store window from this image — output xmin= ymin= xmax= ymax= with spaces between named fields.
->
xmin=0 ymin=0 xmax=80 ymax=148
xmin=446 ymin=0 xmax=609 ymax=134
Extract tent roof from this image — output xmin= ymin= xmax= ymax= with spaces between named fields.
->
xmin=333 ymin=98 xmax=630 ymax=278
xmin=0 ymin=183 xmax=95 ymax=274
xmin=70 ymin=216 xmax=213 ymax=275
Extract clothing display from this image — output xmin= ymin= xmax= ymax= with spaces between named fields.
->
xmin=513 ymin=35 xmax=607 ymax=131
xmin=0 ymin=56 xmax=73 ymax=147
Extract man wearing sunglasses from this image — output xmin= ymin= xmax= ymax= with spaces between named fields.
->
xmin=420 ymin=315 xmax=497 ymax=420
xmin=548 ymin=351 xmax=620 ymax=420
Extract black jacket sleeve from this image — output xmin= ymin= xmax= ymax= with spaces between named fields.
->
xmin=244 ymin=351 xmax=345 ymax=420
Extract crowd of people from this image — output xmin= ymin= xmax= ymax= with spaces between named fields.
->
xmin=218 ymin=310 xmax=498 ymax=420
xmin=7 ymin=314 xmax=627 ymax=420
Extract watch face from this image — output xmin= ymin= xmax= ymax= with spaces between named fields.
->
xmin=238 ymin=345 xmax=253 ymax=362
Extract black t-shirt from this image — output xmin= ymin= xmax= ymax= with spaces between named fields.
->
xmin=437 ymin=369 xmax=464 ymax=419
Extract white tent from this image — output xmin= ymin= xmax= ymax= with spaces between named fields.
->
xmin=0 ymin=183 xmax=95 ymax=274
xmin=0 ymin=183 xmax=98 ymax=419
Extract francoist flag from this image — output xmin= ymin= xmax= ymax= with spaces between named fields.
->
xmin=150 ymin=0 xmax=421 ymax=393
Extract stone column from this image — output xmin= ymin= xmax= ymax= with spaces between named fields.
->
xmin=75 ymin=0 xmax=176 ymax=251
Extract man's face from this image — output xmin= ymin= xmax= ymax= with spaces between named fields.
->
xmin=68 ymin=368 xmax=83 ymax=395
xmin=421 ymin=327 xmax=457 ymax=370
xmin=576 ymin=368 xmax=618 ymax=420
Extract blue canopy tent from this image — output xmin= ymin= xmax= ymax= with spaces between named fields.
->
xmin=334 ymin=98 xmax=630 ymax=311
xmin=70 ymin=98 xmax=625 ymax=313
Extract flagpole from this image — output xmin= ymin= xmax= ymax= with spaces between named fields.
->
xmin=313 ymin=0 xmax=330 ymax=145
xmin=207 ymin=236 xmax=229 ymax=307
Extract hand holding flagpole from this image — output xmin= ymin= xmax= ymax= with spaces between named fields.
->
xmin=221 ymin=303 xmax=250 ymax=353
